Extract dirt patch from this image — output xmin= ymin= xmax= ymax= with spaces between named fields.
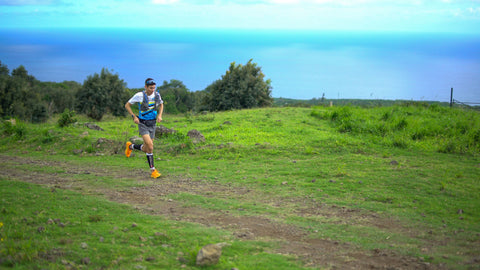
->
xmin=0 ymin=154 xmax=439 ymax=269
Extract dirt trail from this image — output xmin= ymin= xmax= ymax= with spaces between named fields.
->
xmin=1 ymin=154 xmax=438 ymax=269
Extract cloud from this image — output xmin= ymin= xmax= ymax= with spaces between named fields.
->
xmin=152 ymin=0 xmax=179 ymax=4
xmin=468 ymin=7 xmax=480 ymax=14
xmin=267 ymin=0 xmax=299 ymax=4
xmin=0 ymin=0 xmax=57 ymax=5
xmin=1 ymin=0 xmax=479 ymax=32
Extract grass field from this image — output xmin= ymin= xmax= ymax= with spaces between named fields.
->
xmin=1 ymin=104 xmax=479 ymax=269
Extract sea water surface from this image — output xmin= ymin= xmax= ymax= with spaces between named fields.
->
xmin=0 ymin=28 xmax=479 ymax=102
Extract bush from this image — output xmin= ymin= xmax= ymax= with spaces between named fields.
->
xmin=58 ymin=109 xmax=77 ymax=127
xmin=2 ymin=120 xmax=15 ymax=136
xmin=1 ymin=120 xmax=26 ymax=139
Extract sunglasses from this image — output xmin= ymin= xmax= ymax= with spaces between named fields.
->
xmin=146 ymin=79 xmax=156 ymax=85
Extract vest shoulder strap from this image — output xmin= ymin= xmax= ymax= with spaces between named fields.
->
xmin=140 ymin=91 xmax=159 ymax=113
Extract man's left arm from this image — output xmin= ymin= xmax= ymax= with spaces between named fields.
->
xmin=157 ymin=103 xmax=164 ymax=122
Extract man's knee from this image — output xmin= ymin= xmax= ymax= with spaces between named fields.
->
xmin=143 ymin=141 xmax=154 ymax=153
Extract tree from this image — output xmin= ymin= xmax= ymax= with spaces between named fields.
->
xmin=0 ymin=61 xmax=10 ymax=116
xmin=36 ymin=81 xmax=80 ymax=116
xmin=158 ymin=79 xmax=194 ymax=114
xmin=0 ymin=64 xmax=47 ymax=122
xmin=76 ymin=68 xmax=128 ymax=121
xmin=203 ymin=59 xmax=273 ymax=111
xmin=0 ymin=61 xmax=9 ymax=76
xmin=11 ymin=65 xmax=36 ymax=86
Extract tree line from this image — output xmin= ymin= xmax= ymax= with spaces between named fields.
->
xmin=0 ymin=59 xmax=273 ymax=122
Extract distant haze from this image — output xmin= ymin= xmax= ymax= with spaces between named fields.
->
xmin=1 ymin=28 xmax=479 ymax=102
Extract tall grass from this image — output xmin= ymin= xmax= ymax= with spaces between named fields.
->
xmin=311 ymin=104 xmax=480 ymax=155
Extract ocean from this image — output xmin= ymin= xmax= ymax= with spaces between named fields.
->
xmin=1 ymin=28 xmax=479 ymax=102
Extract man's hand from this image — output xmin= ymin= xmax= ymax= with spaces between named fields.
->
xmin=133 ymin=115 xmax=140 ymax=124
xmin=157 ymin=115 xmax=163 ymax=123
xmin=125 ymin=102 xmax=140 ymax=124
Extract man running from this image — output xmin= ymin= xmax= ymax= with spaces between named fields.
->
xmin=124 ymin=78 xmax=164 ymax=178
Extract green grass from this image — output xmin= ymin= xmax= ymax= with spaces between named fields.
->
xmin=0 ymin=180 xmax=303 ymax=269
xmin=311 ymin=104 xmax=480 ymax=154
xmin=1 ymin=104 xmax=480 ymax=269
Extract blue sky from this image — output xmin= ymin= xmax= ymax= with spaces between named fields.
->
xmin=1 ymin=0 xmax=480 ymax=33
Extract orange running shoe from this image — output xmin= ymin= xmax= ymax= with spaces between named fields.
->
xmin=151 ymin=169 xmax=161 ymax=179
xmin=125 ymin=142 xmax=133 ymax=158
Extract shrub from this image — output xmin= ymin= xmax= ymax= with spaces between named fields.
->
xmin=1 ymin=120 xmax=26 ymax=139
xmin=58 ymin=109 xmax=77 ymax=127
xmin=1 ymin=120 xmax=16 ymax=136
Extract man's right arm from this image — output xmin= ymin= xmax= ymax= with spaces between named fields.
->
xmin=125 ymin=102 xmax=139 ymax=124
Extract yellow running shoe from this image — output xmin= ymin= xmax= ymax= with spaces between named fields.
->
xmin=151 ymin=169 xmax=161 ymax=179
xmin=125 ymin=142 xmax=133 ymax=158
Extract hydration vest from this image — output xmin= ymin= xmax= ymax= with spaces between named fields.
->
xmin=138 ymin=91 xmax=161 ymax=120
